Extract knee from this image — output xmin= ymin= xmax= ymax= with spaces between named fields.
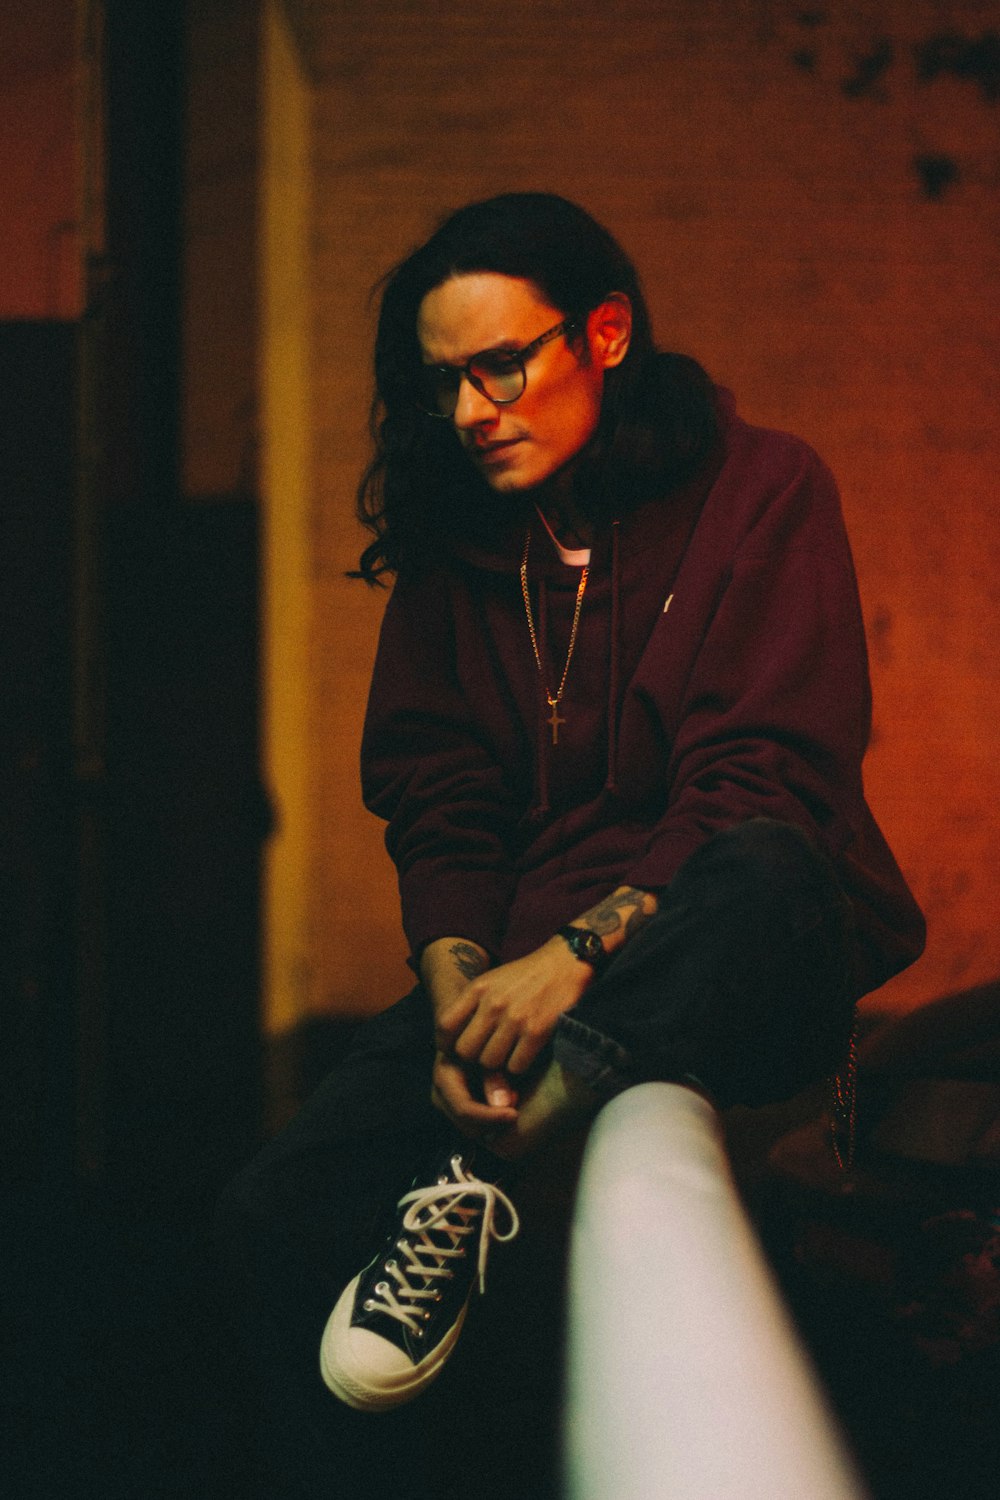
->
xmin=718 ymin=816 xmax=823 ymax=875
xmin=669 ymin=818 xmax=854 ymax=1001
xmin=695 ymin=818 xmax=846 ymax=912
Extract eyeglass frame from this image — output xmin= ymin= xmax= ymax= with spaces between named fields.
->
xmin=415 ymin=316 xmax=581 ymax=419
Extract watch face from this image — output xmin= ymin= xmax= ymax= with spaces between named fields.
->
xmin=579 ymin=931 xmax=603 ymax=964
xmin=562 ymin=926 xmax=604 ymax=968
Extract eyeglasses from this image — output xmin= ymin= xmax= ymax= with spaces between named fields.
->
xmin=415 ymin=318 xmax=579 ymax=419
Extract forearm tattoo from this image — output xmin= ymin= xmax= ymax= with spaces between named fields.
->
xmin=581 ymin=886 xmax=656 ymax=941
xmin=448 ymin=941 xmax=489 ymax=981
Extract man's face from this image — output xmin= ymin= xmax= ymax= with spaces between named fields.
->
xmin=416 ymin=273 xmax=629 ymax=494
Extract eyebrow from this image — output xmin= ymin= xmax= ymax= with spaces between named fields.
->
xmin=421 ymin=339 xmax=524 ymax=369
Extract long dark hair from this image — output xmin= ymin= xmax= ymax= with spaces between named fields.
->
xmin=352 ymin=193 xmax=718 ymax=582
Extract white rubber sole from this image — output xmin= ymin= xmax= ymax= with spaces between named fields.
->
xmin=319 ymin=1273 xmax=470 ymax=1412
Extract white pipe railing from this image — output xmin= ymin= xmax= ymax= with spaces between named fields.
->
xmin=564 ymin=1082 xmax=868 ymax=1500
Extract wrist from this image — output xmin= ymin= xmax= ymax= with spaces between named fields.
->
xmin=420 ymin=936 xmax=491 ymax=1013
xmin=554 ymin=923 xmax=611 ymax=977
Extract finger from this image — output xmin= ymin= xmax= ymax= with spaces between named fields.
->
xmin=433 ymin=1056 xmax=517 ymax=1125
xmin=453 ymin=1005 xmax=517 ymax=1064
xmin=434 ymin=990 xmax=479 ymax=1052
xmin=431 ymin=1087 xmax=514 ymax=1147
xmin=434 ymin=1096 xmax=519 ymax=1135
xmin=476 ymin=1026 xmax=522 ymax=1072
xmin=505 ymin=1027 xmax=549 ymax=1077
xmin=482 ymin=1070 xmax=519 ymax=1108
xmin=455 ymin=1005 xmax=545 ymax=1071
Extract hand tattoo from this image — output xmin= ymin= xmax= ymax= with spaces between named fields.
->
xmin=449 ymin=941 xmax=488 ymax=981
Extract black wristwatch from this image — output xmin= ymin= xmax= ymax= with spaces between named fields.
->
xmin=556 ymin=924 xmax=609 ymax=976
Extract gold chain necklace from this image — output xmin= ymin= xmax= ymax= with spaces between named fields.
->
xmin=519 ymin=527 xmax=589 ymax=745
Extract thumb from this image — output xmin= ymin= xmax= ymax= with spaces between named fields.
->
xmin=482 ymin=1070 xmax=519 ymax=1109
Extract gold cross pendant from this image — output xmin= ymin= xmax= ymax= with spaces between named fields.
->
xmin=547 ymin=701 xmax=565 ymax=745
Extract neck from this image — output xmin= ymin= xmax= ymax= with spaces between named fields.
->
xmin=532 ymin=455 xmax=595 ymax=547
xmin=538 ymin=502 xmax=593 ymax=549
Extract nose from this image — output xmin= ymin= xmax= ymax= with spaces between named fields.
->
xmin=452 ymin=375 xmax=499 ymax=430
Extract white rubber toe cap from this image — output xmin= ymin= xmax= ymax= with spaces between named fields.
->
xmin=319 ymin=1274 xmax=467 ymax=1412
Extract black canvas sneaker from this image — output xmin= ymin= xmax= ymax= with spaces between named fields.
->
xmin=319 ymin=1152 xmax=519 ymax=1411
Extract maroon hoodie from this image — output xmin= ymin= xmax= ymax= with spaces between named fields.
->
xmin=361 ymin=393 xmax=925 ymax=998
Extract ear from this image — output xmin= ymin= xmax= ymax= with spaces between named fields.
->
xmin=588 ymin=293 xmax=632 ymax=370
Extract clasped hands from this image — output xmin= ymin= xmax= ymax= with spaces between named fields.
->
xmin=429 ymin=937 xmax=593 ymax=1147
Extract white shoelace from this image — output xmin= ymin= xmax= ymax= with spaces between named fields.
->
xmin=363 ymin=1159 xmax=520 ymax=1336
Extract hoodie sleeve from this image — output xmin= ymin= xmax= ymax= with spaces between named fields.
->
xmin=626 ymin=440 xmax=877 ymax=893
xmin=361 ymin=568 xmax=520 ymax=960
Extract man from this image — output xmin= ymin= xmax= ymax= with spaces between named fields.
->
xmin=219 ymin=193 xmax=924 ymax=1492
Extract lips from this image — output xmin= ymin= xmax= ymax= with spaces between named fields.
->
xmin=472 ymin=438 xmax=521 ymax=462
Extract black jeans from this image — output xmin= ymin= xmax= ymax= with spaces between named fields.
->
xmin=216 ymin=818 xmax=855 ymax=1499
xmin=556 ymin=816 xmax=855 ymax=1107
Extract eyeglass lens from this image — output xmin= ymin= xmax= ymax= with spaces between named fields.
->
xmin=420 ymin=353 xmax=525 ymax=417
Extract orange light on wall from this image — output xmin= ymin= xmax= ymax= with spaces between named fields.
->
xmin=1 ymin=2 xmax=82 ymax=320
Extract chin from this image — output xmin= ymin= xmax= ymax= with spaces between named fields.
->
xmin=480 ymin=466 xmax=537 ymax=494
xmin=484 ymin=457 xmax=565 ymax=495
